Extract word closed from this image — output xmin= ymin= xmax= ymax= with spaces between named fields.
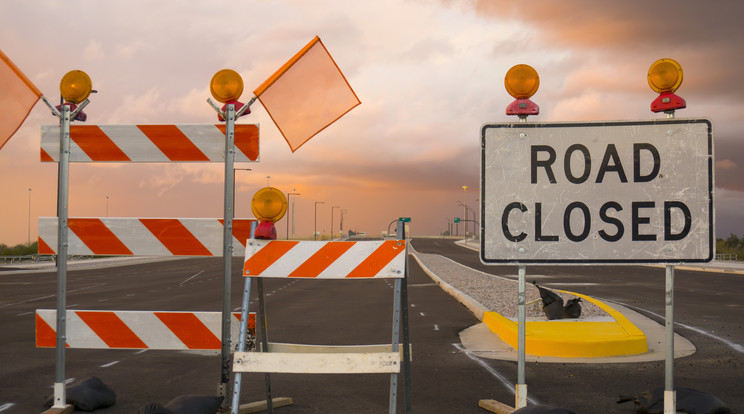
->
xmin=480 ymin=120 xmax=713 ymax=264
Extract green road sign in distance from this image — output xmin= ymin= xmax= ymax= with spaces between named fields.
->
xmin=399 ymin=217 xmax=411 ymax=222
xmin=454 ymin=218 xmax=461 ymax=223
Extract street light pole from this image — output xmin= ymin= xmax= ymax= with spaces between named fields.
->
xmin=331 ymin=206 xmax=339 ymax=240
xmin=340 ymin=209 xmax=349 ymax=238
xmin=286 ymin=190 xmax=301 ymax=240
xmin=314 ymin=201 xmax=324 ymax=240
xmin=106 ymin=195 xmax=109 ymax=217
xmin=28 ymin=188 xmax=32 ymax=244
xmin=462 ymin=186 xmax=468 ymax=238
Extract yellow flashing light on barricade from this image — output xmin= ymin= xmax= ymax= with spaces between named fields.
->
xmin=648 ymin=58 xmax=683 ymax=93
xmin=505 ymin=64 xmax=540 ymax=117
xmin=60 ymin=70 xmax=92 ymax=104
xmin=251 ymin=187 xmax=287 ymax=240
xmin=648 ymin=58 xmax=686 ymax=113
xmin=210 ymin=69 xmax=244 ymax=103
xmin=505 ymin=64 xmax=540 ymax=99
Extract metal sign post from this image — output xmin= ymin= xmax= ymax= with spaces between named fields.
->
xmin=220 ymin=103 xmax=236 ymax=400
xmin=53 ymin=103 xmax=71 ymax=410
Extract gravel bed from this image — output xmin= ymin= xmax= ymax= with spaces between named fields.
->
xmin=414 ymin=252 xmax=608 ymax=319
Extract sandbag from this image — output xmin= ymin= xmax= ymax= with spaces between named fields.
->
xmin=43 ymin=376 xmax=116 ymax=412
xmin=617 ymin=387 xmax=731 ymax=414
xmin=513 ymin=405 xmax=578 ymax=413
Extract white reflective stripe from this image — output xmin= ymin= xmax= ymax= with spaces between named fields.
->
xmin=101 ymin=218 xmax=171 ymax=256
xmin=194 ymin=312 xmax=222 ymax=341
xmin=65 ymin=229 xmax=94 ymax=256
xmin=38 ymin=217 xmax=57 ymax=252
xmin=65 ymin=311 xmax=108 ymax=349
xmin=180 ymin=219 xmax=223 ymax=256
xmin=317 ymin=241 xmax=380 ymax=278
xmin=115 ymin=311 xmax=186 ymax=350
xmin=177 ymin=125 xmax=224 ymax=161
xmin=258 ymin=241 xmax=322 ymax=277
xmin=98 ymin=125 xmax=168 ymax=162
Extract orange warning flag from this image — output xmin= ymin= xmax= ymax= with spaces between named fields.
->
xmin=254 ymin=36 xmax=360 ymax=152
xmin=0 ymin=50 xmax=42 ymax=151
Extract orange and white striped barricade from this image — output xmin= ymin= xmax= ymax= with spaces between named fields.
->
xmin=232 ymin=239 xmax=411 ymax=414
xmin=40 ymin=124 xmax=259 ymax=162
xmin=38 ymin=217 xmax=257 ymax=256
xmin=36 ymin=310 xmax=256 ymax=351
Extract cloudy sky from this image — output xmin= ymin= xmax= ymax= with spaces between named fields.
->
xmin=1 ymin=0 xmax=743 ymax=246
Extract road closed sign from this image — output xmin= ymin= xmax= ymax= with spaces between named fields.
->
xmin=480 ymin=119 xmax=713 ymax=264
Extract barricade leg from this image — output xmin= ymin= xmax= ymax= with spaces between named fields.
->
xmin=257 ymin=279 xmax=273 ymax=413
xmin=231 ymin=277 xmax=252 ymax=414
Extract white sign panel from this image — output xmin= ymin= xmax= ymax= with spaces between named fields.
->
xmin=480 ymin=119 xmax=713 ymax=264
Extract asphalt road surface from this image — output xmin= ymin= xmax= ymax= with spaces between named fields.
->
xmin=1 ymin=239 xmax=742 ymax=413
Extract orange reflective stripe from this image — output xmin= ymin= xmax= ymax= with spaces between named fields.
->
xmin=139 ymin=219 xmax=212 ymax=256
xmin=35 ymin=314 xmax=58 ymax=347
xmin=37 ymin=237 xmax=54 ymax=254
xmin=217 ymin=124 xmax=259 ymax=161
xmin=137 ymin=125 xmax=209 ymax=161
xmin=346 ymin=240 xmax=405 ymax=278
xmin=243 ymin=240 xmax=299 ymax=276
xmin=40 ymin=147 xmax=53 ymax=161
xmin=77 ymin=311 xmax=148 ymax=348
xmin=232 ymin=312 xmax=256 ymax=331
xmin=289 ymin=241 xmax=354 ymax=278
xmin=218 ymin=219 xmax=256 ymax=248
xmin=70 ymin=125 xmax=131 ymax=161
xmin=154 ymin=312 xmax=221 ymax=350
xmin=68 ymin=218 xmax=133 ymax=255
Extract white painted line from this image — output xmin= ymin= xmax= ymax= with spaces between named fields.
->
xmin=0 ymin=402 xmax=15 ymax=412
xmin=419 ymin=312 xmax=425 ymax=316
xmin=100 ymin=361 xmax=120 ymax=368
xmin=453 ymin=343 xmax=539 ymax=405
xmin=134 ymin=349 xmax=148 ymax=355
xmin=180 ymin=270 xmax=204 ymax=285
xmin=0 ymin=284 xmax=106 ymax=309
xmin=17 ymin=311 xmax=33 ymax=316
xmin=434 ymin=324 xmax=440 ymax=331
xmin=613 ymin=301 xmax=744 ymax=354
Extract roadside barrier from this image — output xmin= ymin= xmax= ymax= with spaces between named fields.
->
xmin=231 ymin=238 xmax=411 ymax=414
xmin=40 ymin=124 xmax=259 ymax=162
xmin=38 ymin=217 xmax=257 ymax=256
xmin=36 ymin=310 xmax=255 ymax=350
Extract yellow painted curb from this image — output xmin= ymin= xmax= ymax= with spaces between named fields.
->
xmin=482 ymin=291 xmax=648 ymax=358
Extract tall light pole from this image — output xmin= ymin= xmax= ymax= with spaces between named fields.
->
xmin=28 ymin=188 xmax=32 ymax=244
xmin=286 ymin=190 xmax=301 ymax=240
xmin=331 ymin=206 xmax=339 ymax=240
xmin=340 ymin=209 xmax=349 ymax=238
xmin=462 ymin=186 xmax=468 ymax=238
xmin=106 ymin=195 xmax=109 ymax=217
xmin=314 ymin=201 xmax=324 ymax=240
xmin=266 ymin=175 xmax=271 ymax=186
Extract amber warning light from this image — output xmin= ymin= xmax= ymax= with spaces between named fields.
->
xmin=648 ymin=58 xmax=686 ymax=113
xmin=58 ymin=70 xmax=93 ymax=122
xmin=251 ymin=187 xmax=288 ymax=239
xmin=505 ymin=64 xmax=540 ymax=118
xmin=210 ymin=69 xmax=250 ymax=121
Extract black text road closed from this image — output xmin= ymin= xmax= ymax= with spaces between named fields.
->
xmin=480 ymin=119 xmax=713 ymax=264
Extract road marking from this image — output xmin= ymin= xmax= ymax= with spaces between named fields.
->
xmin=0 ymin=403 xmax=15 ymax=412
xmin=100 ymin=361 xmax=120 ymax=368
xmin=180 ymin=270 xmax=204 ymax=285
xmin=134 ymin=349 xmax=148 ymax=355
xmin=419 ymin=312 xmax=426 ymax=316
xmin=0 ymin=284 xmax=106 ymax=309
xmin=17 ymin=311 xmax=33 ymax=316
xmin=434 ymin=324 xmax=440 ymax=331
xmin=609 ymin=300 xmax=744 ymax=354
xmin=453 ymin=343 xmax=539 ymax=405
